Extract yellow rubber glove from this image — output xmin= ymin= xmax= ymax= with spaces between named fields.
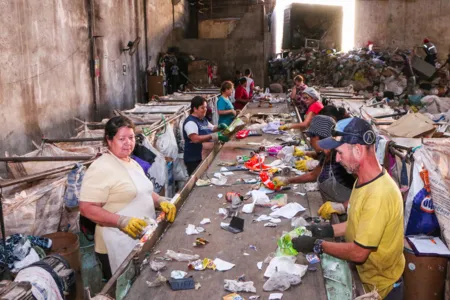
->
xmin=279 ymin=124 xmax=291 ymax=131
xmin=293 ymin=147 xmax=305 ymax=157
xmin=294 ymin=160 xmax=308 ymax=172
xmin=268 ymin=167 xmax=279 ymax=175
xmin=273 ymin=176 xmax=289 ymax=188
xmin=118 ymin=216 xmax=148 ymax=239
xmin=317 ymin=201 xmax=346 ymax=220
xmin=160 ymin=201 xmax=177 ymax=223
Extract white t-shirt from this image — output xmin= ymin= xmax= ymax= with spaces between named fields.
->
xmin=245 ymin=77 xmax=254 ymax=95
xmin=184 ymin=120 xmax=214 ymax=136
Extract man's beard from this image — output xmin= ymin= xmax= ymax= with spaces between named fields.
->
xmin=342 ymin=162 xmax=359 ymax=174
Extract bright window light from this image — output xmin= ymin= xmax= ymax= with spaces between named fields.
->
xmin=274 ymin=0 xmax=355 ymax=53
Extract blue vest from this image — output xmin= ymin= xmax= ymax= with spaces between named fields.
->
xmin=183 ymin=115 xmax=213 ymax=162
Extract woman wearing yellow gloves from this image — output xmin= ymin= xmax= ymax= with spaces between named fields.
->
xmin=280 ymin=87 xmax=323 ymax=131
xmin=79 ymin=116 xmax=177 ymax=279
xmin=273 ymin=115 xmax=355 ymax=219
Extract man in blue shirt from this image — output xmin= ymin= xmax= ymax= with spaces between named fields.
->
xmin=217 ymin=81 xmax=236 ymax=126
xmin=183 ymin=96 xmax=229 ymax=175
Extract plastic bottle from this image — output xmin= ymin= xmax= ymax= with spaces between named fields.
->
xmin=420 ymin=166 xmax=431 ymax=193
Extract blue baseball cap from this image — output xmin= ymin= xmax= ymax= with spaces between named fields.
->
xmin=318 ymin=117 xmax=376 ymax=149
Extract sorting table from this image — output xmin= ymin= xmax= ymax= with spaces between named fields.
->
xmin=126 ymin=101 xmax=328 ymax=300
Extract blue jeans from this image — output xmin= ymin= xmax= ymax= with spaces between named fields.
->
xmin=384 ymin=277 xmax=403 ymax=300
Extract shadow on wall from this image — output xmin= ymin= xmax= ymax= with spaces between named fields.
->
xmin=171 ymin=4 xmax=267 ymax=86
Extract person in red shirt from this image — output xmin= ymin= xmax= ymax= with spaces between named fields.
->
xmin=279 ymin=87 xmax=324 ymax=131
xmin=234 ymin=77 xmax=251 ymax=110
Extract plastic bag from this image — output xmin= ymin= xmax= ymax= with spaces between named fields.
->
xmin=140 ymin=137 xmax=167 ymax=194
xmin=173 ymin=156 xmax=189 ymax=182
xmin=277 ymin=146 xmax=295 ymax=165
xmin=404 ymin=165 xmax=440 ymax=236
xmin=263 ymin=271 xmax=301 ymax=292
xmin=291 ymin=217 xmax=308 ymax=228
xmin=176 ymin=112 xmax=188 ymax=153
xmin=165 ymin=250 xmax=200 ymax=262
xmin=276 ymin=227 xmax=309 ymax=256
xmin=223 ymin=280 xmax=256 ymax=293
xmin=64 ymin=163 xmax=85 ymax=208
xmin=156 ymin=123 xmax=179 ymax=161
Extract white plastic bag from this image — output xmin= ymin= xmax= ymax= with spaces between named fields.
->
xmin=277 ymin=146 xmax=295 ymax=165
xmin=177 ymin=112 xmax=189 ymax=152
xmin=141 ymin=137 xmax=167 ymax=194
xmin=263 ymin=271 xmax=301 ymax=291
xmin=156 ymin=123 xmax=178 ymax=161
xmin=211 ymin=96 xmax=219 ymax=125
xmin=165 ymin=250 xmax=199 ymax=261
xmin=173 ymin=156 xmax=189 ymax=182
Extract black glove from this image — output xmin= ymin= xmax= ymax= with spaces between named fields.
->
xmin=306 ymin=224 xmax=334 ymax=239
xmin=292 ymin=236 xmax=317 ymax=253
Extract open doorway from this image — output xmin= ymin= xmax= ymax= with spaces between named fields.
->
xmin=282 ymin=4 xmax=343 ymax=50
xmin=274 ymin=0 xmax=355 ymax=53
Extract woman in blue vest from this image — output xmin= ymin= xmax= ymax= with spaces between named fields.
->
xmin=183 ymin=96 xmax=229 ymax=175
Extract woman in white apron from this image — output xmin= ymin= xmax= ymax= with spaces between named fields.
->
xmin=273 ymin=115 xmax=356 ymax=218
xmin=79 ymin=116 xmax=177 ymax=278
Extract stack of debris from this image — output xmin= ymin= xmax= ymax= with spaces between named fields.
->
xmin=268 ymin=46 xmax=449 ymax=99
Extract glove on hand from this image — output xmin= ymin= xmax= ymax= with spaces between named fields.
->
xmin=291 ymin=236 xmax=317 ymax=253
xmin=273 ymin=176 xmax=289 ymax=188
xmin=293 ymin=147 xmax=305 ymax=157
xmin=279 ymin=124 xmax=291 ymax=131
xmin=306 ymin=223 xmax=335 ymax=238
xmin=218 ymin=123 xmax=228 ymax=131
xmin=160 ymin=201 xmax=177 ymax=223
xmin=294 ymin=160 xmax=308 ymax=171
xmin=211 ymin=132 xmax=230 ymax=143
xmin=118 ymin=216 xmax=148 ymax=239
xmin=318 ymin=202 xmax=346 ymax=220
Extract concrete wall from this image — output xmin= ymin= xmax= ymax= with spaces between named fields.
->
xmin=0 ymin=0 xmax=92 ymax=157
xmin=355 ymin=0 xmax=450 ymax=59
xmin=199 ymin=19 xmax=240 ymax=39
xmin=176 ymin=5 xmax=267 ymax=86
xmin=0 ymin=0 xmax=188 ymax=159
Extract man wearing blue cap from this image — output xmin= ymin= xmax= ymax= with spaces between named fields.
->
xmin=291 ymin=117 xmax=405 ymax=300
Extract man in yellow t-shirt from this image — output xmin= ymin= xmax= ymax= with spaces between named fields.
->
xmin=292 ymin=118 xmax=405 ymax=300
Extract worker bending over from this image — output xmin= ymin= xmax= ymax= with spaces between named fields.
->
xmin=292 ymin=118 xmax=405 ymax=300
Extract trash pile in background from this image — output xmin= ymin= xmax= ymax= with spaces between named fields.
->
xmin=268 ymin=46 xmax=449 ymax=100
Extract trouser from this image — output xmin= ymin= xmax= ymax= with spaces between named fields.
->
xmin=384 ymin=277 xmax=403 ymax=300
xmin=425 ymin=54 xmax=437 ymax=67
xmin=96 ymin=252 xmax=112 ymax=281
xmin=185 ymin=160 xmax=201 ymax=175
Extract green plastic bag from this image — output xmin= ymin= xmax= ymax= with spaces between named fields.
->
xmin=276 ymin=227 xmax=308 ymax=256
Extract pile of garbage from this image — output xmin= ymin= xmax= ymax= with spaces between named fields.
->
xmin=268 ymin=46 xmax=449 ymax=99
